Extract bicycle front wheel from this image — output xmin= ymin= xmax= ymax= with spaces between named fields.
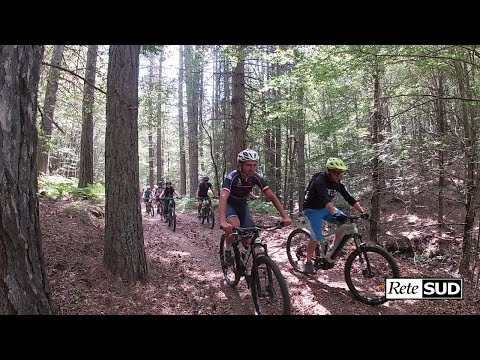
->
xmin=172 ymin=209 xmax=176 ymax=231
xmin=344 ymin=245 xmax=400 ymax=306
xmin=219 ymin=235 xmax=240 ymax=287
xmin=207 ymin=208 xmax=215 ymax=229
xmin=251 ymin=256 xmax=291 ymax=315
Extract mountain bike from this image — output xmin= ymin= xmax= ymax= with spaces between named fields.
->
xmin=196 ymin=196 xmax=215 ymax=229
xmin=163 ymin=197 xmax=178 ymax=231
xmin=145 ymin=199 xmax=155 ymax=217
xmin=156 ymin=197 xmax=163 ymax=218
xmin=286 ymin=213 xmax=399 ymax=305
xmin=219 ymin=222 xmax=291 ymax=315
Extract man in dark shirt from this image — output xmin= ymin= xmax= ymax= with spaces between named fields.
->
xmin=159 ymin=181 xmax=179 ymax=218
xmin=303 ymin=157 xmax=366 ymax=274
xmin=219 ymin=149 xmax=292 ymax=266
xmin=196 ymin=176 xmax=216 ymax=217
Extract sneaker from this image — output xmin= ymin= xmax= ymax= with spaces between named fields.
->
xmin=224 ymin=250 xmax=234 ymax=266
xmin=304 ymin=261 xmax=315 ymax=274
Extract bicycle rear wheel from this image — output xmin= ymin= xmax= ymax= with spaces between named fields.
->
xmin=251 ymin=255 xmax=291 ymax=315
xmin=286 ymin=228 xmax=321 ymax=274
xmin=344 ymin=244 xmax=400 ymax=305
xmin=219 ymin=235 xmax=240 ymax=287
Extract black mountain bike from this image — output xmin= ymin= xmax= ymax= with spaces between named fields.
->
xmin=219 ymin=222 xmax=291 ymax=315
xmin=286 ymin=214 xmax=399 ymax=305
xmin=163 ymin=197 xmax=178 ymax=231
xmin=196 ymin=196 xmax=215 ymax=229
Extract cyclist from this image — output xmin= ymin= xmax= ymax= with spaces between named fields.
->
xmin=219 ymin=149 xmax=292 ymax=266
xmin=142 ymin=185 xmax=154 ymax=212
xmin=303 ymin=157 xmax=366 ymax=274
xmin=196 ymin=176 xmax=216 ymax=218
xmin=159 ymin=181 xmax=180 ymax=219
xmin=154 ymin=181 xmax=165 ymax=214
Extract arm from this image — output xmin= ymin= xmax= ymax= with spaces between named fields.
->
xmin=352 ymin=201 xmax=365 ymax=213
xmin=218 ymin=189 xmax=233 ymax=233
xmin=209 ymin=183 xmax=216 ymax=197
xmin=263 ymin=188 xmax=292 ymax=226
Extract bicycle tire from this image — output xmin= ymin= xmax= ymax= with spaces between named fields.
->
xmin=208 ymin=208 xmax=215 ymax=229
xmin=201 ymin=207 xmax=206 ymax=224
xmin=172 ymin=209 xmax=176 ymax=231
xmin=167 ymin=208 xmax=172 ymax=227
xmin=286 ymin=228 xmax=320 ymax=274
xmin=344 ymin=244 xmax=400 ymax=305
xmin=219 ymin=235 xmax=240 ymax=287
xmin=251 ymin=255 xmax=291 ymax=315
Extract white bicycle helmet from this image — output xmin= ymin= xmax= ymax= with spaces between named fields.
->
xmin=237 ymin=149 xmax=259 ymax=162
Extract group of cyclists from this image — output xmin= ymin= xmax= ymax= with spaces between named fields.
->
xmin=140 ymin=148 xmax=367 ymax=275
xmin=141 ymin=181 xmax=180 ymax=219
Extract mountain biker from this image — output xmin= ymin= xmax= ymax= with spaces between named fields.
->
xmin=303 ymin=157 xmax=367 ymax=274
xmin=159 ymin=181 xmax=180 ymax=219
xmin=197 ymin=176 xmax=216 ymax=218
xmin=154 ymin=181 xmax=164 ymax=201
xmin=142 ymin=186 xmax=154 ymax=213
xmin=219 ymin=149 xmax=292 ymax=266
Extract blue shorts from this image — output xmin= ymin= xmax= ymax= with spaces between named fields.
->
xmin=226 ymin=201 xmax=254 ymax=228
xmin=303 ymin=207 xmax=346 ymax=243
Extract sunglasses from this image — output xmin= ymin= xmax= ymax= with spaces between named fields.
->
xmin=331 ymin=170 xmax=344 ymax=176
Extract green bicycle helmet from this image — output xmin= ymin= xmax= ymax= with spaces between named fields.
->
xmin=326 ymin=157 xmax=347 ymax=171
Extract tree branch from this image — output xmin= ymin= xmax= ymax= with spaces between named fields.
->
xmin=41 ymin=61 xmax=107 ymax=95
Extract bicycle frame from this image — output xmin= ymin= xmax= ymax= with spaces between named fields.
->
xmin=325 ymin=220 xmax=363 ymax=262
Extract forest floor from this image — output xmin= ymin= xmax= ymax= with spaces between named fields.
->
xmin=40 ymin=198 xmax=480 ymax=316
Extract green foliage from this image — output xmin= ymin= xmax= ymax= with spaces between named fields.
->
xmin=38 ymin=175 xmax=105 ymax=202
xmin=248 ymin=199 xmax=277 ymax=215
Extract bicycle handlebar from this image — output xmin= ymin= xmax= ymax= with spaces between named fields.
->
xmin=333 ymin=213 xmax=369 ymax=222
xmin=220 ymin=221 xmax=285 ymax=234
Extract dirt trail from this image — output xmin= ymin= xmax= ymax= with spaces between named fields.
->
xmin=41 ymin=199 xmax=480 ymax=315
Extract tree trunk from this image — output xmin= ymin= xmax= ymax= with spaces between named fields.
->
xmin=369 ymin=62 xmax=384 ymax=244
xmin=104 ymin=45 xmax=147 ymax=284
xmin=297 ymin=90 xmax=306 ymax=214
xmin=148 ymin=59 xmax=155 ymax=188
xmin=156 ymin=50 xmax=164 ymax=184
xmin=185 ymin=45 xmax=199 ymax=197
xmin=230 ymin=45 xmax=246 ymax=166
xmin=433 ymin=71 xmax=446 ymax=228
xmin=156 ymin=51 xmax=164 ymax=184
xmin=78 ymin=45 xmax=98 ymax=188
xmin=178 ymin=45 xmax=187 ymax=195
xmin=38 ymin=45 xmax=64 ymax=175
xmin=0 ymin=45 xmax=54 ymax=314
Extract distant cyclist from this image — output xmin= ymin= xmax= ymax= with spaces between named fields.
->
xmin=219 ymin=149 xmax=292 ymax=265
xmin=196 ymin=176 xmax=216 ymax=218
xmin=302 ymin=157 xmax=367 ymax=274
xmin=159 ymin=181 xmax=180 ymax=219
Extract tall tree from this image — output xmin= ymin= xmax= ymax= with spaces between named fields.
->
xmin=38 ymin=44 xmax=64 ymax=175
xmin=104 ymin=45 xmax=147 ymax=284
xmin=156 ymin=50 xmax=164 ymax=184
xmin=0 ymin=45 xmax=54 ymax=314
xmin=78 ymin=45 xmax=98 ymax=188
xmin=230 ymin=45 xmax=247 ymax=166
xmin=185 ymin=45 xmax=199 ymax=196
xmin=178 ymin=45 xmax=187 ymax=195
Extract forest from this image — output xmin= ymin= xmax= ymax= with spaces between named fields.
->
xmin=1 ymin=45 xmax=480 ymax=315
